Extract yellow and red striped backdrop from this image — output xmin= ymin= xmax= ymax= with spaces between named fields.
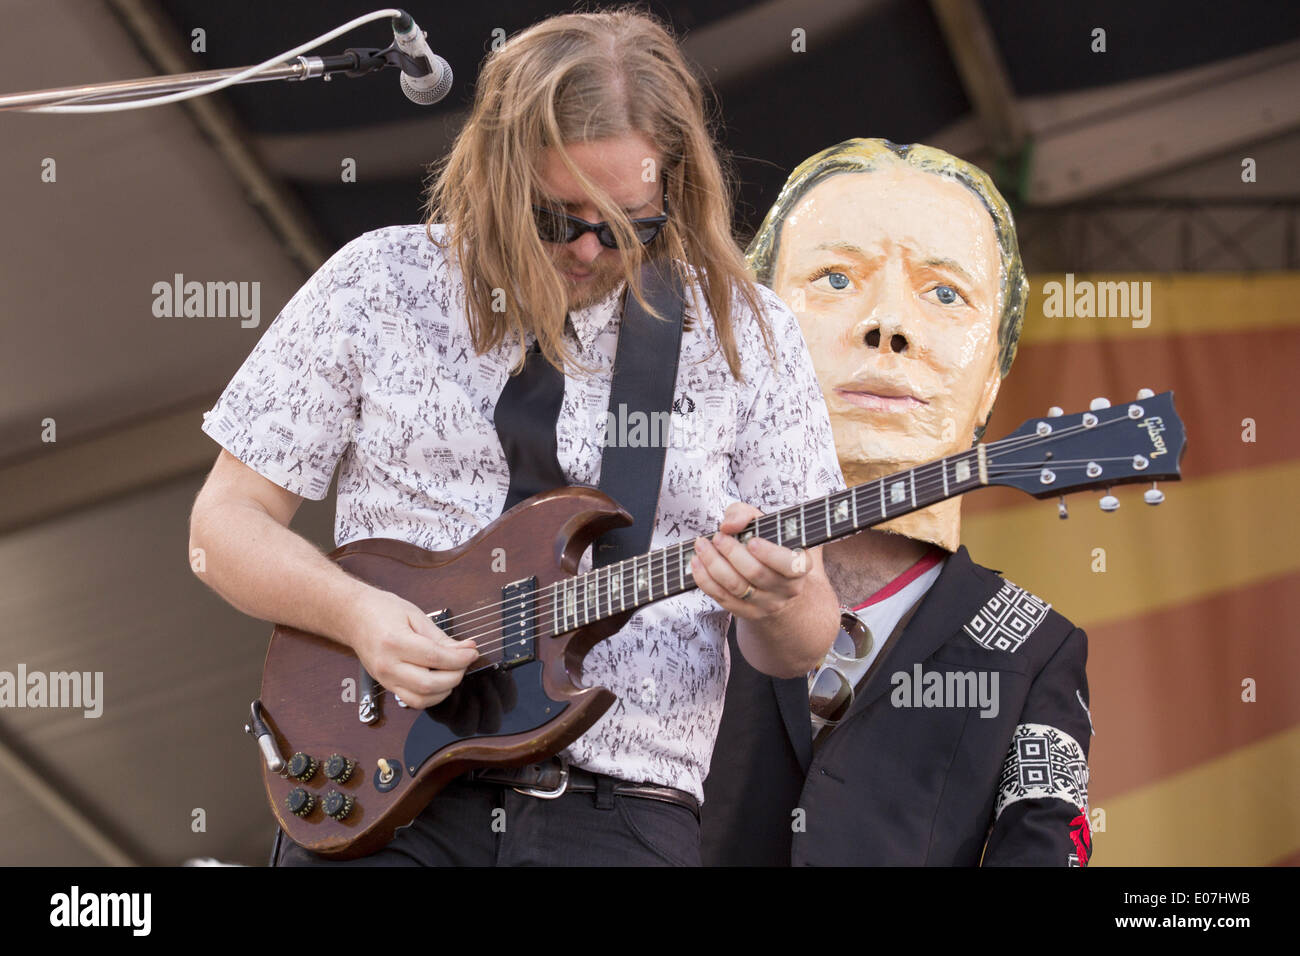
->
xmin=963 ymin=272 xmax=1300 ymax=866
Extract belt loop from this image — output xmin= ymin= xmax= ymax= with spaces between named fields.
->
xmin=594 ymin=773 xmax=616 ymax=811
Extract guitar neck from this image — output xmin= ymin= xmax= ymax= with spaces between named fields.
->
xmin=549 ymin=444 xmax=988 ymax=635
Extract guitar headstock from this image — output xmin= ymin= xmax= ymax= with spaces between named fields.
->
xmin=985 ymin=389 xmax=1186 ymax=510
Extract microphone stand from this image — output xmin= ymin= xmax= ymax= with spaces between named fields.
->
xmin=0 ymin=45 xmax=426 ymax=112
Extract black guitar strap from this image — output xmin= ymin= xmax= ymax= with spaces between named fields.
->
xmin=493 ymin=258 xmax=686 ymax=568
xmin=592 ymin=259 xmax=686 ymax=568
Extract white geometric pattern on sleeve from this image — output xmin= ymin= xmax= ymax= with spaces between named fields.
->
xmin=994 ymin=722 xmax=1089 ymax=819
xmin=963 ymin=579 xmax=1051 ymax=653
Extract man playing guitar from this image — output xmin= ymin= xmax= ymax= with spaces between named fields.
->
xmin=189 ymin=9 xmax=844 ymax=866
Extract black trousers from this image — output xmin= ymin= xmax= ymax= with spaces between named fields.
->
xmin=270 ymin=774 xmax=701 ymax=867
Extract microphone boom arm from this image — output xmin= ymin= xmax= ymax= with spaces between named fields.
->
xmin=0 ymin=44 xmax=425 ymax=112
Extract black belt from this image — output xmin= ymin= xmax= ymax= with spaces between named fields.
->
xmin=465 ymin=758 xmax=699 ymax=819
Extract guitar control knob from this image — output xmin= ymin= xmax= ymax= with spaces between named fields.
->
xmin=286 ymin=788 xmax=315 ymax=817
xmin=286 ymin=752 xmax=318 ymax=781
xmin=324 ymin=753 xmax=355 ymax=783
xmin=323 ymin=790 xmax=356 ymax=820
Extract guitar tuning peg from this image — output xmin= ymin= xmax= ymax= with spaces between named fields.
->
xmin=1136 ymin=388 xmax=1155 ymax=400
xmin=1057 ymin=497 xmax=1069 ymax=520
xmin=1047 ymin=406 xmax=1064 ymax=418
xmin=1144 ymin=483 xmax=1165 ymax=505
xmin=1090 ymin=397 xmax=1111 ymax=410
xmin=1099 ymin=489 xmax=1120 ymax=512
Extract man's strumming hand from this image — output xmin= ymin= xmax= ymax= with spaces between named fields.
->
xmin=343 ymin=588 xmax=478 ymax=709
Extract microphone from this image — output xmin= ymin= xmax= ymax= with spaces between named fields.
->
xmin=391 ymin=11 xmax=453 ymax=106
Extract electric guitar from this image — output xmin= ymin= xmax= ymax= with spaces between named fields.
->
xmin=247 ymin=389 xmax=1186 ymax=858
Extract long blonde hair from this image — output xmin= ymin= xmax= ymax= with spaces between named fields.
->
xmin=423 ymin=7 xmax=773 ymax=378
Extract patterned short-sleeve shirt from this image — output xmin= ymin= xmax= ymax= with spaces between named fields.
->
xmin=202 ymin=224 xmax=845 ymax=800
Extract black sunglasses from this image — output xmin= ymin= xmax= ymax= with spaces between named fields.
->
xmin=532 ymin=186 xmax=669 ymax=249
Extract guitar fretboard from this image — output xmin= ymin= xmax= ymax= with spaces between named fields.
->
xmin=548 ymin=445 xmax=987 ymax=636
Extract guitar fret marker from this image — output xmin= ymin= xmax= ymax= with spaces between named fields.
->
xmin=955 ymin=460 xmax=971 ymax=483
xmin=833 ymin=498 xmax=849 ymax=526
xmin=890 ymin=481 xmax=906 ymax=505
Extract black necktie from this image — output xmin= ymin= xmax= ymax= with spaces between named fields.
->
xmin=494 ymin=333 xmax=569 ymax=512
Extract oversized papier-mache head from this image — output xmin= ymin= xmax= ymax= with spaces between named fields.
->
xmin=747 ymin=138 xmax=1028 ymax=552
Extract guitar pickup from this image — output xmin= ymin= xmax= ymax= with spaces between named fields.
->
xmin=500 ymin=577 xmax=537 ymax=669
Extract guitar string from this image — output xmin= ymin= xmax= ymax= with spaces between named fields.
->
xmin=413 ymin=411 xmax=1128 ymax=642
xmin=355 ymin=411 xmax=1154 ymax=690
xmin=398 ymin=415 xmax=1142 ymax=656
xmin=440 ymin=456 xmax=1131 ymax=662
xmin=398 ymin=412 xmax=1118 ymax=646
xmin=364 ymin=456 xmax=1118 ymax=704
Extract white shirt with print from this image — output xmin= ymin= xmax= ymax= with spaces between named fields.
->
xmin=202 ymin=224 xmax=845 ymax=800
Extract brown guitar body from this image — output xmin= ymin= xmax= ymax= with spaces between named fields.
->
xmin=259 ymin=487 xmax=633 ymax=859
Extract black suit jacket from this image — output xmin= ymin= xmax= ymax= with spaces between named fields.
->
xmin=701 ymin=546 xmax=1093 ymax=866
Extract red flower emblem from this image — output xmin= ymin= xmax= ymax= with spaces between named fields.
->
xmin=1068 ymin=808 xmax=1092 ymax=865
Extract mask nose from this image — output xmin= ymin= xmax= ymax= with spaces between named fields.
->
xmin=855 ymin=259 xmax=913 ymax=354
xmin=861 ymin=327 xmax=909 ymax=354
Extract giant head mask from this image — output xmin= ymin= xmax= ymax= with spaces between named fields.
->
xmin=748 ymin=139 xmax=1028 ymax=551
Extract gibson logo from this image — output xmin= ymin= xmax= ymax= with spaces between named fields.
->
xmin=1142 ymin=415 xmax=1168 ymax=458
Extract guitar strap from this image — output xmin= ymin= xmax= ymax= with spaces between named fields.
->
xmin=592 ymin=258 xmax=686 ymax=568
xmin=492 ymin=258 xmax=686 ymax=569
